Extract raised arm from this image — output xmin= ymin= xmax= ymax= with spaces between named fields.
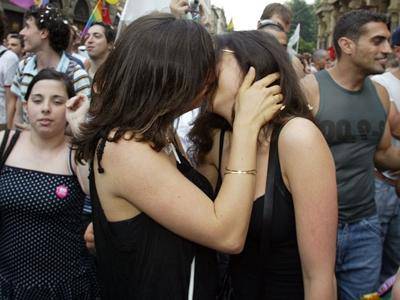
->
xmin=5 ymin=89 xmax=17 ymax=129
xmin=97 ymin=69 xmax=283 ymax=254
xmin=279 ymin=118 xmax=338 ymax=300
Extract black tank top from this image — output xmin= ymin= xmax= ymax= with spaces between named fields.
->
xmin=217 ymin=126 xmax=304 ymax=299
xmin=90 ymin=140 xmax=218 ymax=300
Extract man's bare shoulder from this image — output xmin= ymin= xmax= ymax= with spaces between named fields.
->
xmin=300 ymin=73 xmax=320 ymax=114
xmin=372 ymin=80 xmax=390 ymax=113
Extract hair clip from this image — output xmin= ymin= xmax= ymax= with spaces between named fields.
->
xmin=222 ymin=49 xmax=235 ymax=54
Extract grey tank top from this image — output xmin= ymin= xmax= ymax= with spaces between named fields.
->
xmin=315 ymin=70 xmax=387 ymax=223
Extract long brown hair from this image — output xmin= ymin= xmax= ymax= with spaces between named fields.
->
xmin=74 ymin=13 xmax=216 ymax=162
xmin=189 ymin=30 xmax=313 ymax=164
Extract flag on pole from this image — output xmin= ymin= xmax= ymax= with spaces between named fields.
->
xmin=117 ymin=0 xmax=170 ymax=38
xmin=288 ymin=23 xmax=301 ymax=54
xmin=80 ymin=0 xmax=112 ymax=38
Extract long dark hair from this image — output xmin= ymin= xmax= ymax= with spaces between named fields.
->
xmin=74 ymin=13 xmax=216 ymax=162
xmin=189 ymin=30 xmax=312 ymax=164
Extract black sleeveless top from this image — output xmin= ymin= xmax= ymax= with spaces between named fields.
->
xmin=0 ymin=130 xmax=98 ymax=299
xmin=90 ymin=140 xmax=218 ymax=300
xmin=217 ymin=127 xmax=304 ymax=299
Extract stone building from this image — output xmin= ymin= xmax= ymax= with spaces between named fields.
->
xmin=316 ymin=0 xmax=400 ymax=49
xmin=207 ymin=5 xmax=227 ymax=34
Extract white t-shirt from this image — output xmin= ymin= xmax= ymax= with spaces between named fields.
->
xmin=0 ymin=45 xmax=19 ymax=124
xmin=372 ymin=71 xmax=400 ymax=178
xmin=372 ymin=71 xmax=400 ymax=148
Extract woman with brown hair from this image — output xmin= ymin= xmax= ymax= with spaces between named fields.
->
xmin=189 ymin=31 xmax=338 ymax=299
xmin=72 ymin=13 xmax=283 ymax=299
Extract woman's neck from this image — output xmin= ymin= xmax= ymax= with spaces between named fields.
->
xmin=28 ymin=130 xmax=67 ymax=152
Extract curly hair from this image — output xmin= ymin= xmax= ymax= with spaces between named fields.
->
xmin=25 ymin=4 xmax=70 ymax=53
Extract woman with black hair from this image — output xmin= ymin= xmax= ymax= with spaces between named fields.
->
xmin=0 ymin=69 xmax=97 ymax=299
xmin=189 ymin=31 xmax=338 ymax=299
xmin=72 ymin=13 xmax=284 ymax=299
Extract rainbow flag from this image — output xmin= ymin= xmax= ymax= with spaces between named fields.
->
xmin=81 ymin=0 xmax=111 ymax=38
xmin=34 ymin=0 xmax=49 ymax=7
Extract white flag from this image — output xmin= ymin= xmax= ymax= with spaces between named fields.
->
xmin=117 ymin=0 xmax=170 ymax=37
xmin=288 ymin=23 xmax=300 ymax=53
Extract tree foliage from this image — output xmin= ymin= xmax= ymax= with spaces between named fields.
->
xmin=286 ymin=0 xmax=318 ymax=51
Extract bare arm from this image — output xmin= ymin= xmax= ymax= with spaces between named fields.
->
xmin=292 ymin=56 xmax=306 ymax=79
xmin=373 ymin=83 xmax=400 ymax=171
xmin=388 ymin=102 xmax=400 ymax=140
xmin=280 ymin=118 xmax=337 ymax=300
xmin=13 ymin=100 xmax=27 ymax=130
xmin=97 ymin=70 xmax=283 ymax=254
xmin=5 ymin=89 xmax=17 ymax=129
xmin=300 ymin=74 xmax=320 ymax=115
xmin=393 ymin=269 xmax=400 ymax=300
xmin=75 ymin=158 xmax=89 ymax=195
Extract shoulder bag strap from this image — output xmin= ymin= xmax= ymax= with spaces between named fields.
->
xmin=260 ymin=125 xmax=282 ymax=257
xmin=0 ymin=129 xmax=11 ymax=159
xmin=0 ymin=130 xmax=21 ymax=172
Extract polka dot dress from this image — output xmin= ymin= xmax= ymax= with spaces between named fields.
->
xmin=0 ymin=166 xmax=98 ymax=299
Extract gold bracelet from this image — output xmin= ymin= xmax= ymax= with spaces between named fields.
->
xmin=224 ymin=167 xmax=257 ymax=175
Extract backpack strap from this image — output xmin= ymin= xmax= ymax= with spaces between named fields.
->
xmin=0 ymin=49 xmax=7 ymax=59
xmin=0 ymin=129 xmax=11 ymax=159
xmin=260 ymin=125 xmax=282 ymax=257
xmin=0 ymin=130 xmax=21 ymax=172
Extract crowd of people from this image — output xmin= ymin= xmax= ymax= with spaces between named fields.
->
xmin=0 ymin=0 xmax=399 ymax=299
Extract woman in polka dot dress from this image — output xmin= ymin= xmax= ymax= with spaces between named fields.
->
xmin=0 ymin=69 xmax=97 ymax=299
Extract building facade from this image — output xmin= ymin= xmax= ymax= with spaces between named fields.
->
xmin=207 ymin=5 xmax=227 ymax=35
xmin=316 ymin=0 xmax=400 ymax=49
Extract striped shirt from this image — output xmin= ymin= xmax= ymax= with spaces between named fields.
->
xmin=11 ymin=51 xmax=91 ymax=103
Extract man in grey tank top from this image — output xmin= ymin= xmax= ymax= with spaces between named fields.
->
xmin=302 ymin=10 xmax=400 ymax=300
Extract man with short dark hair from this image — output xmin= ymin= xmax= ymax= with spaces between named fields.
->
xmin=6 ymin=33 xmax=24 ymax=58
xmin=257 ymin=19 xmax=288 ymax=48
xmin=258 ymin=3 xmax=305 ymax=78
xmin=259 ymin=3 xmax=292 ymax=33
xmin=302 ymin=10 xmax=400 ymax=299
xmin=10 ymin=4 xmax=91 ymax=128
xmin=371 ymin=26 xmax=400 ymax=285
xmin=84 ymin=22 xmax=115 ymax=79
